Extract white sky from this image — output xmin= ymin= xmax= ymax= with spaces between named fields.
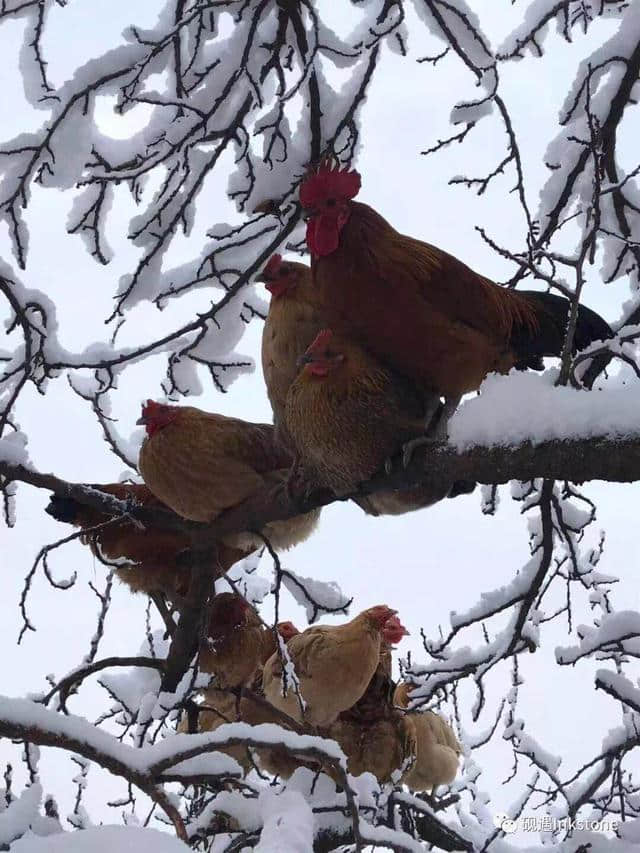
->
xmin=1 ymin=0 xmax=639 ymax=844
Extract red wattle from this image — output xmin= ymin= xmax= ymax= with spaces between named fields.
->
xmin=265 ymin=281 xmax=290 ymax=299
xmin=306 ymin=215 xmax=340 ymax=258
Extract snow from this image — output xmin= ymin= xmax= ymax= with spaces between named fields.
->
xmin=449 ymin=553 xmax=544 ymax=629
xmin=536 ymin=2 xmax=640 ymax=278
xmin=0 ymin=429 xmax=30 ymax=465
xmin=412 ymin=0 xmax=493 ymax=68
xmin=556 ymin=611 xmax=640 ymax=664
xmin=448 ymin=369 xmax=639 ymax=449
xmin=498 ymin=0 xmax=626 ymax=58
xmin=215 ymin=551 xmax=271 ymax=604
xmin=161 ymin=752 xmax=242 ymax=780
xmin=254 ymin=789 xmax=315 ymax=853
xmin=595 ymin=670 xmax=640 ymax=712
xmin=0 ymin=784 xmax=52 ymax=847
xmin=0 ymin=696 xmax=345 ymax=772
xmin=10 ymin=825 xmax=189 ymax=852
xmin=280 ymin=567 xmax=351 ymax=624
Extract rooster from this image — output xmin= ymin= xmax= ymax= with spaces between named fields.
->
xmin=45 ymin=484 xmax=247 ymax=600
xmin=259 ymin=256 xmax=475 ymax=513
xmin=284 ymin=329 xmax=475 ymax=498
xmin=262 ymin=605 xmax=408 ymax=727
xmin=325 ymin=642 xmax=416 ymax=783
xmin=300 ymin=162 xmax=612 ymax=432
xmin=137 ymin=401 xmax=320 ymax=550
xmin=394 ymin=683 xmax=461 ymax=792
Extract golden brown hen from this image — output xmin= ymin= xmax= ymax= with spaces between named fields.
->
xmin=262 ymin=606 xmax=408 ymax=727
xmin=258 ymin=254 xmax=323 ymax=441
xmin=137 ymin=401 xmax=320 ymax=550
xmin=394 ymin=682 xmax=462 ymax=792
xmin=300 ymin=163 xmax=612 ymax=427
xmin=45 ymin=484 xmax=247 ymax=600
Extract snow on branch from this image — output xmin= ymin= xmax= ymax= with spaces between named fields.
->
xmin=0 ymin=0 xmax=393 ymax=467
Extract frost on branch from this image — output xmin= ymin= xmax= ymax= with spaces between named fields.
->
xmin=0 ymin=0 xmax=392 ymax=463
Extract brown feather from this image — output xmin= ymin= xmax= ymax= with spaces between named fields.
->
xmin=262 ymin=608 xmax=396 ymax=727
xmin=47 ymin=482 xmax=246 ymax=600
xmin=262 ymin=266 xmax=464 ymax=515
xmin=284 ymin=333 xmax=429 ymax=495
xmin=177 ymin=687 xmax=252 ymax=771
xmin=138 ymin=407 xmax=320 ymax=550
xmin=324 ymin=643 xmax=416 ymax=783
xmin=311 ymin=201 xmax=539 ymax=396
xmin=261 ymin=262 xmax=325 ymax=438
xmin=394 ymin=683 xmax=461 ymax=791
xmin=199 ymin=593 xmax=270 ymax=689
xmin=326 ymin=713 xmax=416 ymax=784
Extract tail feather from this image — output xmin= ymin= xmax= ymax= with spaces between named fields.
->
xmin=45 ymin=494 xmax=81 ymax=524
xmin=510 ymin=291 xmax=612 ymax=370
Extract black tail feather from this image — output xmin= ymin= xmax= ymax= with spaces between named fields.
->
xmin=511 ymin=291 xmax=612 ymax=370
xmin=45 ymin=494 xmax=80 ymax=524
xmin=447 ymin=480 xmax=476 ymax=499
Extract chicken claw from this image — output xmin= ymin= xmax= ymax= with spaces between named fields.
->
xmin=401 ymin=435 xmax=435 ymax=469
xmin=402 ymin=394 xmax=461 ymax=468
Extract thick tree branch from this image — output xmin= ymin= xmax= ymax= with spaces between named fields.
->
xmin=3 ymin=432 xmax=640 ymax=543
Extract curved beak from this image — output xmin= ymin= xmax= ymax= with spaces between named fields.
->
xmin=136 ymin=414 xmax=148 ymax=426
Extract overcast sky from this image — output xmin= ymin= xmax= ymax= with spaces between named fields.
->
xmin=1 ymin=0 xmax=638 ymax=842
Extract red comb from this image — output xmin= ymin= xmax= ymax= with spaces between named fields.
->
xmin=305 ymin=329 xmax=333 ymax=355
xmin=141 ymin=399 xmax=168 ymax=418
xmin=300 ymin=163 xmax=361 ymax=208
xmin=263 ymin=254 xmax=282 ymax=278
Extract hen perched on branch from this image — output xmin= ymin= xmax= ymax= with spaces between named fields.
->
xmin=262 ymin=605 xmax=408 ymax=727
xmin=300 ymin=163 xmax=612 ymax=429
xmin=198 ymin=592 xmax=274 ymax=689
xmin=45 ymin=484 xmax=248 ymax=600
xmin=137 ymin=400 xmax=320 ymax=549
xmin=184 ymin=619 xmax=302 ymax=777
xmin=327 ymin=642 xmax=416 ymax=784
xmin=284 ymin=329 xmax=474 ymax=499
xmin=259 ymin=254 xmax=323 ymax=440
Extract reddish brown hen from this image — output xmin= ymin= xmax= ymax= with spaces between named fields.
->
xmin=186 ymin=620 xmax=302 ymax=778
xmin=137 ymin=401 xmax=320 ymax=550
xmin=45 ymin=484 xmax=247 ymax=600
xmin=262 ymin=605 xmax=408 ymax=727
xmin=199 ymin=593 xmax=272 ymax=688
xmin=325 ymin=641 xmax=416 ymax=783
xmin=300 ymin=163 xmax=612 ymax=427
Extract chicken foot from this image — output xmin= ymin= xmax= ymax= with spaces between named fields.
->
xmin=400 ymin=394 xmax=461 ymax=468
